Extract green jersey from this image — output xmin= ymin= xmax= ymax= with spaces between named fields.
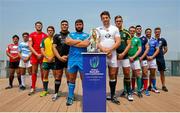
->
xmin=128 ymin=37 xmax=142 ymax=60
xmin=116 ymin=29 xmax=131 ymax=59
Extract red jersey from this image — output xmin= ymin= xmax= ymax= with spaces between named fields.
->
xmin=6 ymin=43 xmax=20 ymax=62
xmin=29 ymin=32 xmax=47 ymax=54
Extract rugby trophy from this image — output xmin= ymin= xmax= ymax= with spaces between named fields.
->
xmin=87 ymin=29 xmax=99 ymax=53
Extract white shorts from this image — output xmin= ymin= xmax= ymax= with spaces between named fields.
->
xmin=148 ymin=59 xmax=157 ymax=69
xmin=130 ymin=60 xmax=141 ymax=70
xmin=117 ymin=59 xmax=130 ymax=68
xmin=107 ymin=51 xmax=118 ymax=67
xmin=140 ymin=60 xmax=148 ymax=67
xmin=19 ymin=59 xmax=32 ymax=68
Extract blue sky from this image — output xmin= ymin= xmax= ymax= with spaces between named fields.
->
xmin=0 ymin=0 xmax=180 ymax=60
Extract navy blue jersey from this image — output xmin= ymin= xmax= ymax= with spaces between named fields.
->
xmin=156 ymin=37 xmax=167 ymax=60
xmin=139 ymin=36 xmax=148 ymax=59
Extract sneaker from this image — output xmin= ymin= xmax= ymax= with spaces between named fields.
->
xmin=52 ymin=93 xmax=58 ymax=101
xmin=40 ymin=91 xmax=48 ymax=97
xmin=120 ymin=91 xmax=127 ymax=97
xmin=148 ymin=86 xmax=152 ymax=91
xmin=28 ymin=88 xmax=35 ymax=96
xmin=20 ymin=86 xmax=26 ymax=90
xmin=131 ymin=89 xmax=135 ymax=94
xmin=106 ymin=95 xmax=111 ymax=100
xmin=66 ymin=97 xmax=73 ymax=106
xmin=5 ymin=85 xmax=13 ymax=89
xmin=152 ymin=87 xmax=160 ymax=93
xmin=144 ymin=89 xmax=150 ymax=96
xmin=127 ymin=94 xmax=134 ymax=101
xmin=111 ymin=96 xmax=120 ymax=105
xmin=162 ymin=86 xmax=168 ymax=92
xmin=137 ymin=92 xmax=143 ymax=98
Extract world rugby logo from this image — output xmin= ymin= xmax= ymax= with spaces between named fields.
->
xmin=90 ymin=56 xmax=99 ymax=68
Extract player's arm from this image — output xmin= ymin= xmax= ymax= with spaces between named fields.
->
xmin=152 ymin=47 xmax=159 ymax=59
xmin=110 ymin=35 xmax=121 ymax=51
xmin=163 ymin=39 xmax=168 ymax=55
xmin=28 ymin=37 xmax=39 ymax=56
xmin=132 ymin=46 xmax=142 ymax=60
xmin=74 ymin=39 xmax=90 ymax=48
xmin=140 ymin=43 xmax=150 ymax=60
xmin=6 ymin=46 xmax=14 ymax=59
xmin=52 ymin=44 xmax=67 ymax=62
xmin=65 ymin=37 xmax=81 ymax=46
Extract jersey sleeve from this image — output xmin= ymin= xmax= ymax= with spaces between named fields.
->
xmin=40 ymin=38 xmax=45 ymax=48
xmin=6 ymin=45 xmax=10 ymax=53
xmin=155 ymin=40 xmax=159 ymax=48
xmin=137 ymin=38 xmax=142 ymax=47
xmin=18 ymin=43 xmax=22 ymax=52
xmin=53 ymin=34 xmax=58 ymax=44
xmin=162 ymin=38 xmax=167 ymax=47
xmin=124 ymin=30 xmax=131 ymax=40
xmin=114 ymin=27 xmax=120 ymax=37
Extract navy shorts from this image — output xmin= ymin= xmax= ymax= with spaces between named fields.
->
xmin=156 ymin=59 xmax=166 ymax=71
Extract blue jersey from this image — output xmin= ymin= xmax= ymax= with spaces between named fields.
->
xmin=139 ymin=36 xmax=148 ymax=58
xmin=68 ymin=32 xmax=89 ymax=62
xmin=147 ymin=37 xmax=159 ymax=56
xmin=18 ymin=41 xmax=31 ymax=58
xmin=156 ymin=37 xmax=167 ymax=60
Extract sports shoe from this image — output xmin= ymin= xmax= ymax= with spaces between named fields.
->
xmin=120 ymin=91 xmax=127 ymax=97
xmin=66 ymin=97 xmax=73 ymax=106
xmin=20 ymin=86 xmax=26 ymax=90
xmin=144 ymin=89 xmax=150 ymax=96
xmin=106 ymin=95 xmax=111 ymax=100
xmin=40 ymin=91 xmax=48 ymax=97
xmin=5 ymin=85 xmax=13 ymax=89
xmin=137 ymin=92 xmax=143 ymax=98
xmin=152 ymin=87 xmax=160 ymax=93
xmin=28 ymin=88 xmax=35 ymax=96
xmin=148 ymin=86 xmax=152 ymax=91
xmin=127 ymin=94 xmax=134 ymax=101
xmin=162 ymin=86 xmax=168 ymax=92
xmin=131 ymin=89 xmax=135 ymax=94
xmin=111 ymin=96 xmax=120 ymax=105
xmin=52 ymin=93 xmax=58 ymax=101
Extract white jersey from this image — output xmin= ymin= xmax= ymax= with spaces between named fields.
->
xmin=96 ymin=25 xmax=120 ymax=48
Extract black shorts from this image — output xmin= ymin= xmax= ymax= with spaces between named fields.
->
xmin=54 ymin=58 xmax=68 ymax=70
xmin=9 ymin=61 xmax=19 ymax=69
xmin=156 ymin=59 xmax=166 ymax=71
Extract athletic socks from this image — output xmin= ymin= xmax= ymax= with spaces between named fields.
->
xmin=55 ymin=80 xmax=61 ymax=94
xmin=43 ymin=80 xmax=49 ymax=91
xmin=136 ymin=77 xmax=142 ymax=93
xmin=131 ymin=77 xmax=136 ymax=90
xmin=21 ymin=75 xmax=25 ymax=87
xmin=31 ymin=74 xmax=37 ymax=89
xmin=68 ymin=82 xmax=75 ymax=99
xmin=143 ymin=77 xmax=148 ymax=90
xmin=17 ymin=76 xmax=22 ymax=86
xmin=124 ymin=77 xmax=131 ymax=95
xmin=109 ymin=79 xmax=116 ymax=98
xmin=151 ymin=78 xmax=156 ymax=88
xmin=9 ymin=75 xmax=14 ymax=87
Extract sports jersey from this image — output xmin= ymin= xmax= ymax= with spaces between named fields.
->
xmin=6 ymin=43 xmax=20 ymax=62
xmin=138 ymin=36 xmax=148 ymax=58
xmin=96 ymin=25 xmax=120 ymax=48
xmin=68 ymin=32 xmax=89 ymax=62
xmin=18 ymin=41 xmax=31 ymax=58
xmin=116 ymin=28 xmax=131 ymax=58
xmin=128 ymin=37 xmax=142 ymax=60
xmin=147 ymin=37 xmax=159 ymax=56
xmin=40 ymin=36 xmax=54 ymax=62
xmin=53 ymin=31 xmax=70 ymax=56
xmin=29 ymin=32 xmax=47 ymax=54
xmin=156 ymin=37 xmax=167 ymax=60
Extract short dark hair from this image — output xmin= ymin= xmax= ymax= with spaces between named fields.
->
xmin=100 ymin=11 xmax=111 ymax=18
xmin=61 ymin=20 xmax=68 ymax=24
xmin=129 ymin=26 xmax=136 ymax=30
xmin=22 ymin=32 xmax=29 ymax=37
xmin=35 ymin=21 xmax=43 ymax=26
xmin=75 ymin=19 xmax=84 ymax=24
xmin=154 ymin=27 xmax=161 ymax=31
xmin=12 ymin=35 xmax=19 ymax=40
xmin=114 ymin=15 xmax=123 ymax=21
xmin=145 ymin=28 xmax=152 ymax=33
xmin=47 ymin=26 xmax=55 ymax=31
xmin=136 ymin=25 xmax=142 ymax=28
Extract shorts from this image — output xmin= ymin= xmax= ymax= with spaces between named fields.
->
xmin=107 ymin=51 xmax=118 ymax=67
xmin=117 ymin=59 xmax=130 ymax=68
xmin=156 ymin=59 xmax=166 ymax=71
xmin=54 ymin=58 xmax=68 ymax=70
xmin=140 ymin=60 xmax=148 ymax=67
xmin=19 ymin=59 xmax=32 ymax=68
xmin=30 ymin=54 xmax=43 ymax=64
xmin=67 ymin=61 xmax=83 ymax=74
xmin=148 ymin=59 xmax=157 ymax=69
xmin=9 ymin=61 xmax=19 ymax=69
xmin=42 ymin=62 xmax=55 ymax=70
xmin=130 ymin=60 xmax=141 ymax=70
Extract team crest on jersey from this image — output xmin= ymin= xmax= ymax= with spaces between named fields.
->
xmin=105 ymin=33 xmax=111 ymax=39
